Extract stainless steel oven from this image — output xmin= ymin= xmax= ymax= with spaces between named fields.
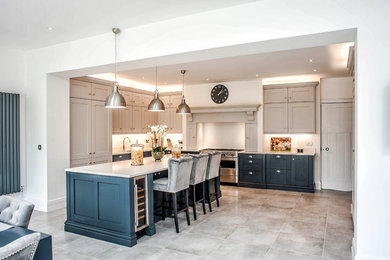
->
xmin=200 ymin=148 xmax=243 ymax=184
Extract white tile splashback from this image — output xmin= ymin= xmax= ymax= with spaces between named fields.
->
xmin=112 ymin=134 xmax=183 ymax=153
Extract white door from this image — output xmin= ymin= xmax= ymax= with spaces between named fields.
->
xmin=91 ymin=101 xmax=112 ymax=158
xmin=321 ymin=103 xmax=353 ymax=191
xmin=70 ymin=98 xmax=92 ymax=160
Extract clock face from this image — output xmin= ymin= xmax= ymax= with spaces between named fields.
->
xmin=211 ymin=84 xmax=229 ymax=104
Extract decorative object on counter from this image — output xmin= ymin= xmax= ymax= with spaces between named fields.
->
xmin=148 ymin=67 xmax=165 ymax=112
xmin=148 ymin=125 xmax=168 ymax=161
xmin=166 ymin=138 xmax=173 ymax=149
xmin=178 ymin=140 xmax=183 ymax=149
xmin=211 ymin=84 xmax=229 ymax=104
xmin=123 ymin=137 xmax=131 ymax=151
xmin=131 ymin=141 xmax=144 ymax=166
xmin=105 ymin=28 xmax=126 ymax=109
xmin=297 ymin=148 xmax=304 ymax=153
xmin=271 ymin=137 xmax=291 ymax=152
xmin=172 ymin=146 xmax=182 ymax=159
xmin=176 ymin=70 xmax=191 ymax=114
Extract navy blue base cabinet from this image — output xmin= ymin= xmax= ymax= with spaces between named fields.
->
xmin=65 ymin=172 xmax=155 ymax=247
xmin=238 ymin=153 xmax=314 ymax=192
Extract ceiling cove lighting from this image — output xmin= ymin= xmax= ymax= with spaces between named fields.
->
xmin=105 ymin=28 xmax=126 ymax=109
xmin=148 ymin=67 xmax=165 ymax=112
xmin=176 ymin=70 xmax=191 ymax=114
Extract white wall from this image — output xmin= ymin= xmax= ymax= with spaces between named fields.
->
xmin=20 ymin=1 xmax=390 ymax=259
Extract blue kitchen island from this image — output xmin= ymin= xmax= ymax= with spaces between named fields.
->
xmin=64 ymin=157 xmax=169 ymax=247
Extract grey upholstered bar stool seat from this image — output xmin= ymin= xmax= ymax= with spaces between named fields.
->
xmin=0 ymin=196 xmax=34 ymax=228
xmin=0 ymin=232 xmax=40 ymax=260
xmin=153 ymin=157 xmax=194 ymax=233
xmin=187 ymin=153 xmax=209 ymax=220
xmin=204 ymin=152 xmax=222 ymax=212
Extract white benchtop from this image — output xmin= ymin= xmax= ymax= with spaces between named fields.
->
xmin=239 ymin=151 xmax=316 ymax=156
xmin=65 ymin=157 xmax=169 ymax=178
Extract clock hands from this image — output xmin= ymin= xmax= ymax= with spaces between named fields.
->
xmin=217 ymin=89 xmax=226 ymax=96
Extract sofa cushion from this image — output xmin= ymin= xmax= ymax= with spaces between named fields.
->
xmin=0 ymin=196 xmax=34 ymax=228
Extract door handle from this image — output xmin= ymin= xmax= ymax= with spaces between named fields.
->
xmin=325 ymin=147 xmax=329 ymax=151
xmin=249 ymin=172 xmax=253 ymax=175
xmin=248 ymin=160 xmax=253 ymax=163
xmin=276 ymin=170 xmax=281 ymax=173
xmin=276 ymin=155 xmax=281 ymax=158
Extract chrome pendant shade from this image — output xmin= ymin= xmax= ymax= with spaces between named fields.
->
xmin=105 ymin=83 xmax=126 ymax=108
xmin=148 ymin=67 xmax=165 ymax=112
xmin=148 ymin=90 xmax=165 ymax=111
xmin=105 ymin=28 xmax=126 ymax=109
xmin=176 ymin=70 xmax=191 ymax=114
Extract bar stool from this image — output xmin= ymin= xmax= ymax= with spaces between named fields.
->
xmin=153 ymin=157 xmax=194 ymax=233
xmin=204 ymin=152 xmax=222 ymax=212
xmin=187 ymin=154 xmax=209 ymax=220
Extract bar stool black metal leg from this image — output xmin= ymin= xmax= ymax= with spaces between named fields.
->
xmin=214 ymin=177 xmax=220 ymax=207
xmin=169 ymin=193 xmax=172 ymax=215
xmin=202 ymin=182 xmax=206 ymax=215
xmin=207 ymin=180 xmax=212 ymax=212
xmin=172 ymin=193 xmax=179 ymax=233
xmin=162 ymin=192 xmax=165 ymax=220
xmin=192 ymin=185 xmax=197 ymax=220
xmin=185 ymin=189 xmax=191 ymax=226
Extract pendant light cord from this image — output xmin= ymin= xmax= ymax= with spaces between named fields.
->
xmin=155 ymin=66 xmax=158 ymax=92
xmin=114 ymin=32 xmax=118 ymax=83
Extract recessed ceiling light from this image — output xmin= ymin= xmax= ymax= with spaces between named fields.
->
xmin=313 ymin=69 xmax=317 ymax=72
xmin=142 ymin=76 xmax=145 ymax=80
xmin=206 ymin=78 xmax=209 ymax=81
xmin=255 ymin=74 xmax=259 ymax=77
xmin=309 ymin=59 xmax=313 ymax=63
xmin=47 ymin=27 xmax=54 ymax=31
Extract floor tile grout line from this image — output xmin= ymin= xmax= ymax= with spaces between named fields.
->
xmin=322 ymin=197 xmax=330 ymax=259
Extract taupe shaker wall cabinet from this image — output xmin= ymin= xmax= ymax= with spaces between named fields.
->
xmin=70 ymin=79 xmax=112 ymax=101
xmin=70 ymin=98 xmax=112 ymax=167
xmin=263 ymin=82 xmax=318 ymax=133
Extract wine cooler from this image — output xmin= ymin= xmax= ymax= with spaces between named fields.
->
xmin=134 ymin=176 xmax=148 ymax=231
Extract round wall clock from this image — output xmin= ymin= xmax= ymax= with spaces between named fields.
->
xmin=211 ymin=84 xmax=229 ymax=104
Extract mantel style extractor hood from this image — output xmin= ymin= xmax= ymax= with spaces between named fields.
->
xmin=187 ymin=105 xmax=261 ymax=122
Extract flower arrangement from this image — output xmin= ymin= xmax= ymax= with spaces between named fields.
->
xmin=148 ymin=125 xmax=168 ymax=160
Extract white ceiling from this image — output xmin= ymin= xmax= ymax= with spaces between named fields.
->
xmin=90 ymin=42 xmax=354 ymax=91
xmin=0 ymin=0 xmax=259 ymax=50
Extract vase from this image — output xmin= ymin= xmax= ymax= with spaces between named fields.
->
xmin=152 ymin=151 xmax=164 ymax=161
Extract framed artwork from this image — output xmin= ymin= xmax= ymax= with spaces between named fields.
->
xmin=271 ymin=137 xmax=291 ymax=152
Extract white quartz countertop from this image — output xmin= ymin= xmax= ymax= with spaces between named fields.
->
xmin=65 ymin=157 xmax=169 ymax=178
xmin=239 ymin=151 xmax=316 ymax=156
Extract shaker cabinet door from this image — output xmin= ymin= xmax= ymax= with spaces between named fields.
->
xmin=263 ymin=88 xmax=288 ymax=103
xmin=70 ymin=80 xmax=92 ymax=99
xmin=91 ymin=83 xmax=112 ymax=101
xmin=291 ymin=156 xmax=312 ymax=187
xmin=92 ymin=101 xmax=112 ymax=159
xmin=264 ymin=103 xmax=288 ymax=133
xmin=245 ymin=123 xmax=257 ymax=152
xmin=288 ymin=87 xmax=315 ymax=102
xmin=70 ymin=98 xmax=92 ymax=160
xmin=288 ymin=102 xmax=315 ymax=133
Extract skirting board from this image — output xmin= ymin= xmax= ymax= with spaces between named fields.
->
xmin=47 ymin=197 xmax=66 ymax=212
xmin=354 ymin=254 xmax=390 ymax=260
xmin=315 ymin=182 xmax=322 ymax=190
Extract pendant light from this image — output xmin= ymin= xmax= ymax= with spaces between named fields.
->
xmin=148 ymin=67 xmax=165 ymax=112
xmin=176 ymin=70 xmax=191 ymax=114
xmin=105 ymin=28 xmax=126 ymax=108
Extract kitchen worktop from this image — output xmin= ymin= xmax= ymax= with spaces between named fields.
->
xmin=65 ymin=157 xmax=169 ymax=178
xmin=239 ymin=151 xmax=316 ymax=156
xmin=112 ymin=149 xmax=199 ymax=155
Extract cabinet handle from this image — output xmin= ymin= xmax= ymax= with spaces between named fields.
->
xmin=93 ymin=162 xmax=96 ymax=164
xmin=89 ymin=152 xmax=92 ymax=155
xmin=93 ymin=93 xmax=95 ymax=96
xmin=248 ymin=160 xmax=253 ymax=163
xmin=93 ymin=152 xmax=95 ymax=154
xmin=276 ymin=170 xmax=281 ymax=173
xmin=249 ymin=155 xmax=253 ymax=158
xmin=88 ymin=162 xmax=92 ymax=165
xmin=89 ymin=93 xmax=91 ymax=95
xmin=249 ymin=172 xmax=253 ymax=175
xmin=276 ymin=155 xmax=281 ymax=158
xmin=119 ymin=155 xmax=123 ymax=158
xmin=292 ymin=158 xmax=295 ymax=161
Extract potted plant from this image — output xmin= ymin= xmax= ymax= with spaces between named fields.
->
xmin=148 ymin=125 xmax=168 ymax=161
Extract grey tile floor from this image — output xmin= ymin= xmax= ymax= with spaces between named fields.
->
xmin=29 ymin=186 xmax=353 ymax=259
